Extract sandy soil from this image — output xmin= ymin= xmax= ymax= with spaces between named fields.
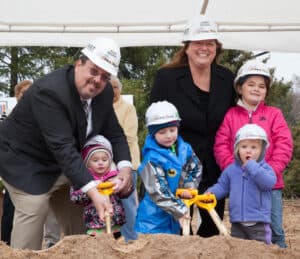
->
xmin=0 ymin=199 xmax=299 ymax=259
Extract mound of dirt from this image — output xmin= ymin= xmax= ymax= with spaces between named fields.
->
xmin=0 ymin=200 xmax=299 ymax=259
xmin=0 ymin=234 xmax=299 ymax=259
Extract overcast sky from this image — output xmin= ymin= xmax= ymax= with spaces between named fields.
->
xmin=262 ymin=52 xmax=300 ymax=82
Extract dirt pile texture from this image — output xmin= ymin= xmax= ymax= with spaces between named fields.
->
xmin=0 ymin=199 xmax=299 ymax=259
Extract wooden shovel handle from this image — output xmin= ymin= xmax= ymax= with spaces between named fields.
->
xmin=182 ymin=218 xmax=190 ymax=236
xmin=105 ymin=211 xmax=112 ymax=234
xmin=208 ymin=209 xmax=229 ymax=236
xmin=182 ymin=209 xmax=190 ymax=236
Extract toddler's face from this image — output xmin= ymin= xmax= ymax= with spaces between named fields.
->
xmin=238 ymin=139 xmax=263 ymax=165
xmin=154 ymin=126 xmax=178 ymax=148
xmin=87 ymin=151 xmax=111 ymax=175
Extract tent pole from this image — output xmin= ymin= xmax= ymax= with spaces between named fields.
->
xmin=200 ymin=0 xmax=209 ymax=14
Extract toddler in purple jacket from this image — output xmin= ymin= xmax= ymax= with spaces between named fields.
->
xmin=70 ymin=135 xmax=125 ymax=236
xmin=207 ymin=124 xmax=276 ymax=244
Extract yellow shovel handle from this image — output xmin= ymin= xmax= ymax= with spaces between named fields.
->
xmin=97 ymin=182 xmax=115 ymax=195
xmin=195 ymin=193 xmax=229 ymax=236
xmin=176 ymin=188 xmax=199 ymax=207
xmin=196 ymin=193 xmax=217 ymax=210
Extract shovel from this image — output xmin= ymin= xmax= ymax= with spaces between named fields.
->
xmin=176 ymin=188 xmax=199 ymax=236
xmin=196 ymin=193 xmax=229 ymax=236
xmin=97 ymin=181 xmax=115 ymax=234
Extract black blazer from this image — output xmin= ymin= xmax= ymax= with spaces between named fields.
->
xmin=150 ymin=64 xmax=235 ymax=188
xmin=0 ymin=65 xmax=130 ymax=194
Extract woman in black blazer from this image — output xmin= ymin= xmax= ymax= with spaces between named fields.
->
xmin=150 ymin=16 xmax=235 ymax=237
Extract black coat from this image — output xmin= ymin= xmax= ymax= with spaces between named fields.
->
xmin=0 ymin=65 xmax=130 ymax=194
xmin=150 ymin=64 xmax=235 ymax=188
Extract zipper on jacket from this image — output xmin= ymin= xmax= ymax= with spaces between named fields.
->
xmin=248 ymin=111 xmax=253 ymax=123
xmin=242 ymin=170 xmax=245 ymax=220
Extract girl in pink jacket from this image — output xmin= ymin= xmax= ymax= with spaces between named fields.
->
xmin=214 ymin=59 xmax=293 ymax=248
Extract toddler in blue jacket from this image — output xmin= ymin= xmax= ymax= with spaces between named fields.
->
xmin=135 ymin=101 xmax=202 ymax=234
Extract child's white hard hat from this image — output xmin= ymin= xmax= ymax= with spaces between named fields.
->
xmin=235 ymin=124 xmax=269 ymax=147
xmin=234 ymin=59 xmax=271 ymax=86
xmin=234 ymin=124 xmax=269 ymax=163
xmin=146 ymin=101 xmax=181 ymax=127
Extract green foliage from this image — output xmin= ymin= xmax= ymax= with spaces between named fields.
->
xmin=121 ymin=78 xmax=148 ymax=148
xmin=0 ymin=178 xmax=4 ymax=193
xmin=219 ymin=49 xmax=252 ymax=73
xmin=283 ymin=123 xmax=300 ymax=198
xmin=0 ymin=46 xmax=78 ymax=96
xmin=266 ymin=79 xmax=293 ymax=123
xmin=119 ymin=46 xmax=180 ymax=148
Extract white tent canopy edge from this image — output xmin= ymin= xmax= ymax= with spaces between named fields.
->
xmin=1 ymin=0 xmax=300 ymax=52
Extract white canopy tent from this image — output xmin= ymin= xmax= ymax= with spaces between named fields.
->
xmin=1 ymin=0 xmax=300 ymax=52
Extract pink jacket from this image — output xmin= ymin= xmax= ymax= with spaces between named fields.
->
xmin=214 ymin=101 xmax=293 ymax=189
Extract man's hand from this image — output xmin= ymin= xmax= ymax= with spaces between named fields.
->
xmin=115 ymin=166 xmax=133 ymax=198
xmin=87 ymin=187 xmax=113 ymax=220
xmin=110 ymin=177 xmax=122 ymax=192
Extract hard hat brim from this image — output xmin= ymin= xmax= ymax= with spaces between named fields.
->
xmin=81 ymin=49 xmax=118 ymax=76
xmin=182 ymin=32 xmax=219 ymax=42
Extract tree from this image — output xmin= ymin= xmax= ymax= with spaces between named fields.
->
xmin=0 ymin=47 xmax=78 ymax=96
xmin=290 ymin=75 xmax=300 ymax=124
xmin=266 ymin=78 xmax=293 ymax=123
xmin=283 ymin=123 xmax=300 ymax=198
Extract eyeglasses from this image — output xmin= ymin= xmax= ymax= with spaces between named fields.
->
xmin=89 ymin=67 xmax=111 ymax=83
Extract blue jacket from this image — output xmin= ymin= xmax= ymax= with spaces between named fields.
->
xmin=135 ymin=135 xmax=202 ymax=234
xmin=207 ymin=159 xmax=276 ymax=223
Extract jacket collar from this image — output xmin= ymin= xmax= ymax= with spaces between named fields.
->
xmin=237 ymin=99 xmax=265 ymax=112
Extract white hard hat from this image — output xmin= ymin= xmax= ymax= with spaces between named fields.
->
xmin=234 ymin=124 xmax=269 ymax=162
xmin=146 ymin=101 xmax=181 ymax=127
xmin=234 ymin=59 xmax=271 ymax=86
xmin=182 ymin=15 xmax=219 ymax=42
xmin=235 ymin=124 xmax=269 ymax=148
xmin=81 ymin=37 xmax=120 ymax=76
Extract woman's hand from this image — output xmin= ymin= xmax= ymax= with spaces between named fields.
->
xmin=87 ymin=187 xmax=113 ymax=220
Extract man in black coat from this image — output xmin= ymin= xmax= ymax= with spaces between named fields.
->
xmin=0 ymin=37 xmax=133 ymax=250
